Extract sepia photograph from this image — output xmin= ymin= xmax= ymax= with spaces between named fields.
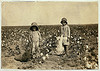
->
xmin=1 ymin=1 xmax=98 ymax=70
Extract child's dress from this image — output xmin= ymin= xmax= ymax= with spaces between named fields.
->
xmin=61 ymin=25 xmax=70 ymax=45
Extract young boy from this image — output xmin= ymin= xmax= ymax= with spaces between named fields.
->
xmin=29 ymin=22 xmax=42 ymax=58
xmin=61 ymin=18 xmax=70 ymax=55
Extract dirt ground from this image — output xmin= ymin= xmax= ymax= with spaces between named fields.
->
xmin=2 ymin=54 xmax=82 ymax=70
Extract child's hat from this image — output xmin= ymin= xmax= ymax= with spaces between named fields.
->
xmin=61 ymin=18 xmax=67 ymax=21
xmin=31 ymin=22 xmax=38 ymax=26
xmin=61 ymin=18 xmax=67 ymax=24
xmin=30 ymin=22 xmax=39 ymax=31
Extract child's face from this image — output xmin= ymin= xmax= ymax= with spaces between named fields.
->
xmin=32 ymin=27 xmax=37 ymax=31
xmin=62 ymin=23 xmax=66 ymax=26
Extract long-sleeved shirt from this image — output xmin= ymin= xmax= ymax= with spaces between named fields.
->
xmin=61 ymin=25 xmax=70 ymax=37
xmin=29 ymin=31 xmax=42 ymax=42
xmin=61 ymin=25 xmax=70 ymax=45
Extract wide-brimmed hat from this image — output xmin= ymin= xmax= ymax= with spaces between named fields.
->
xmin=30 ymin=22 xmax=39 ymax=31
xmin=31 ymin=22 xmax=38 ymax=26
xmin=61 ymin=18 xmax=67 ymax=24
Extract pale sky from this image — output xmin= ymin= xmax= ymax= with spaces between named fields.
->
xmin=2 ymin=2 xmax=98 ymax=26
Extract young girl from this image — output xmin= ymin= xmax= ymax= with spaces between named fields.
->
xmin=29 ymin=22 xmax=42 ymax=58
xmin=61 ymin=18 xmax=70 ymax=55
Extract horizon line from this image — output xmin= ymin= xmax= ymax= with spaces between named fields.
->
xmin=1 ymin=23 xmax=98 ymax=26
xmin=1 ymin=23 xmax=98 ymax=27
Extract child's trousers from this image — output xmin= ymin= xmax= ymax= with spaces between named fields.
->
xmin=32 ymin=41 xmax=40 ymax=58
xmin=63 ymin=45 xmax=69 ymax=55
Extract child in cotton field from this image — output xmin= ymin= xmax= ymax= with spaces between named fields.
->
xmin=29 ymin=22 xmax=42 ymax=58
xmin=61 ymin=18 xmax=70 ymax=56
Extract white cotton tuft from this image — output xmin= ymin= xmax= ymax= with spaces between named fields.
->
xmin=46 ymin=54 xmax=49 ymax=58
xmin=40 ymin=53 xmax=43 ymax=56
xmin=42 ymin=56 xmax=46 ymax=61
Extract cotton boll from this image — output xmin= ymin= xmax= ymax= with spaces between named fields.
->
xmin=86 ymin=45 xmax=88 ymax=49
xmin=74 ymin=38 xmax=77 ymax=41
xmin=49 ymin=44 xmax=51 ymax=47
xmin=79 ymin=37 xmax=82 ymax=39
xmin=84 ymin=57 xmax=87 ymax=61
xmin=2 ymin=44 xmax=4 ymax=47
xmin=42 ymin=56 xmax=46 ymax=61
xmin=49 ymin=35 xmax=52 ymax=37
xmin=39 ymin=61 xmax=42 ymax=64
xmin=27 ymin=40 xmax=29 ymax=42
xmin=46 ymin=54 xmax=49 ymax=58
xmin=80 ymin=42 xmax=82 ymax=45
xmin=25 ymin=39 xmax=26 ymax=41
xmin=58 ymin=30 xmax=60 ymax=32
xmin=40 ymin=53 xmax=43 ymax=56
xmin=78 ymin=38 xmax=80 ymax=41
xmin=94 ymin=63 xmax=98 ymax=69
xmin=77 ymin=41 xmax=80 ymax=43
xmin=71 ymin=36 xmax=73 ymax=38
xmin=86 ymin=61 xmax=92 ymax=69
xmin=3 ymin=40 xmax=5 ymax=43
xmin=46 ymin=49 xmax=49 ymax=53
xmin=47 ymin=43 xmax=49 ymax=46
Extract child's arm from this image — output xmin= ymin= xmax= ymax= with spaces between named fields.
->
xmin=67 ymin=26 xmax=70 ymax=41
xmin=39 ymin=32 xmax=42 ymax=42
xmin=38 ymin=32 xmax=42 ymax=46
xmin=68 ymin=26 xmax=70 ymax=38
xmin=61 ymin=26 xmax=63 ymax=37
xmin=29 ymin=32 xmax=32 ymax=43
